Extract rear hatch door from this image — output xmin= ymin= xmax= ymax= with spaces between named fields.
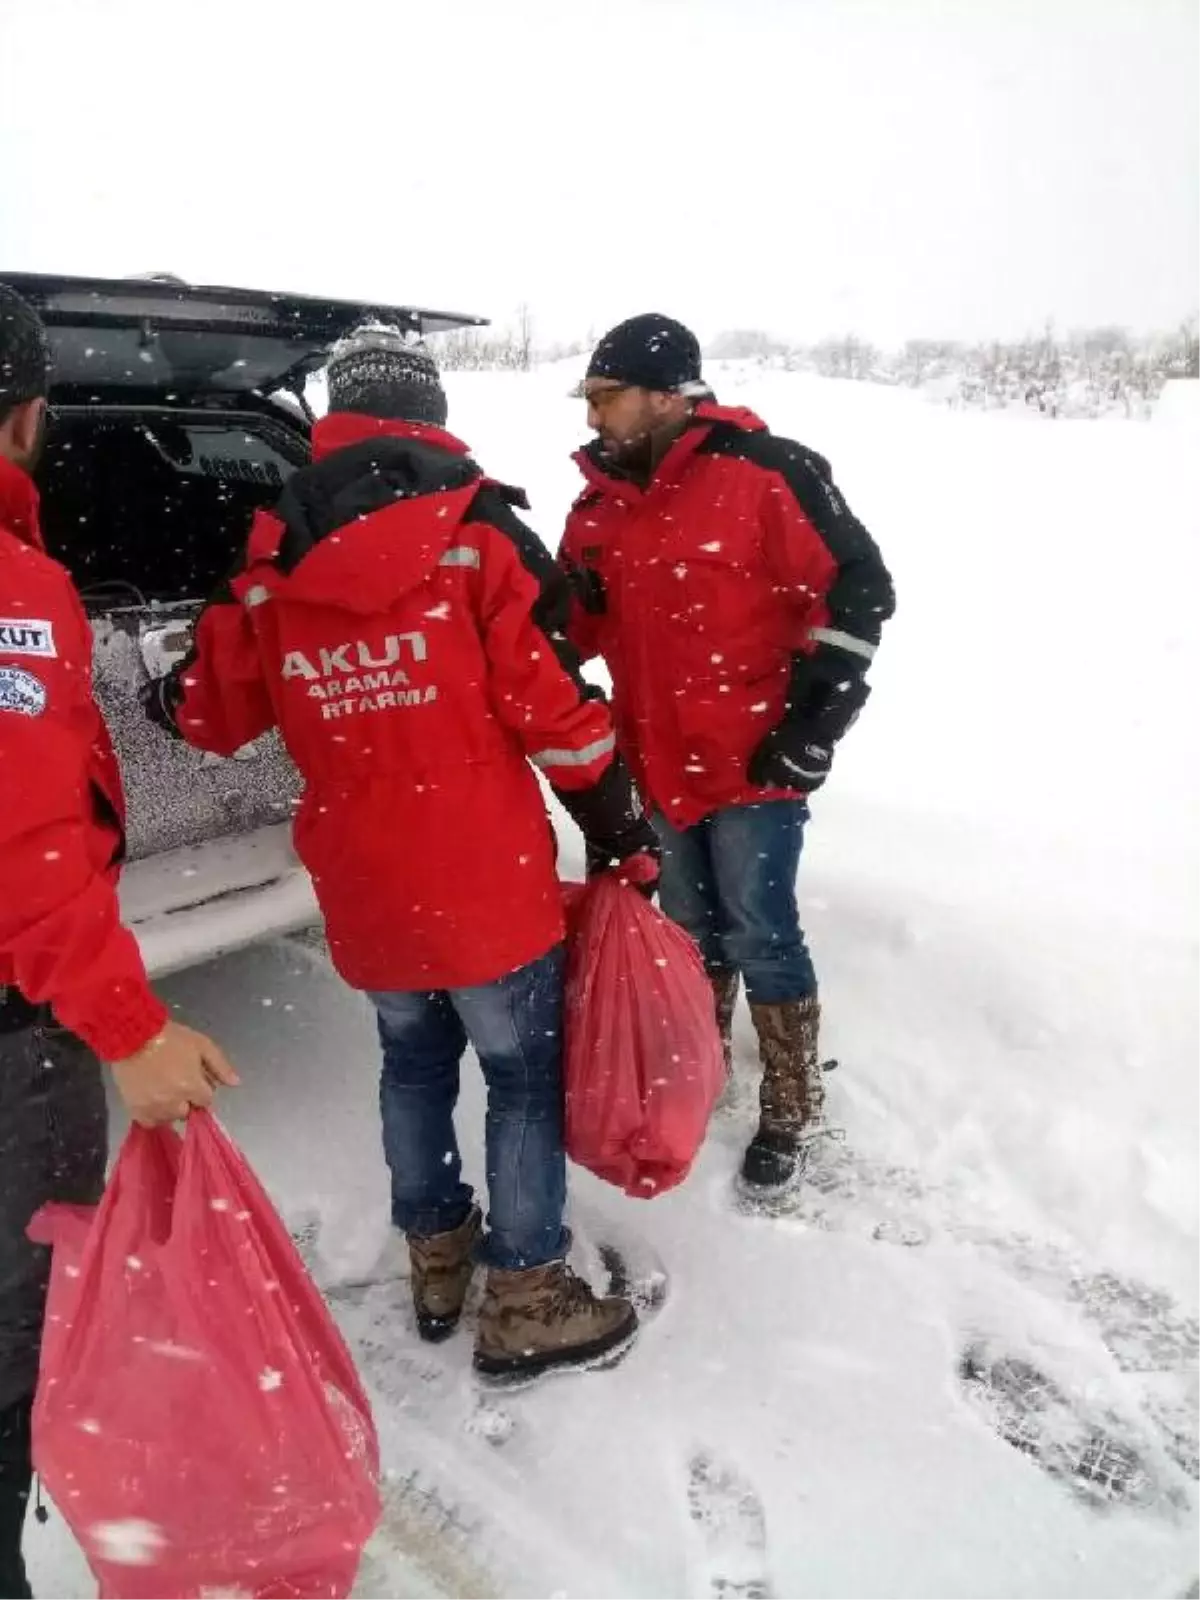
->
xmin=5 ymin=271 xmax=486 ymax=402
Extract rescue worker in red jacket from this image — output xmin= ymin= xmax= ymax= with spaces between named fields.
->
xmin=559 ymin=315 xmax=895 ymax=1195
xmin=145 ymin=327 xmax=659 ymax=1382
xmin=0 ymin=284 xmax=238 ymax=1600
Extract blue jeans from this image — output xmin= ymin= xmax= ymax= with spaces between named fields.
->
xmin=652 ymin=801 xmax=816 ymax=1004
xmin=369 ymin=945 xmax=568 ymax=1271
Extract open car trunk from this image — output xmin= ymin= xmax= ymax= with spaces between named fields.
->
xmin=10 ymin=271 xmax=488 ymax=871
xmin=37 ymin=403 xmax=308 ymax=861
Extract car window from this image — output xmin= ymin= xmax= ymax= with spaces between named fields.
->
xmin=46 ymin=324 xmax=320 ymax=394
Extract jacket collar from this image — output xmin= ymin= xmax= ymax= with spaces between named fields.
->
xmin=572 ymin=399 xmax=768 ymax=502
xmin=314 ymin=412 xmax=472 ymax=462
xmin=0 ymin=454 xmax=44 ymax=551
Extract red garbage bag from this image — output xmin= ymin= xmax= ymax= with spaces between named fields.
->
xmin=563 ymin=869 xmax=724 ymax=1197
xmin=28 ymin=1112 xmax=380 ymax=1599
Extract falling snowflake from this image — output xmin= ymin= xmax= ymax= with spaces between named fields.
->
xmin=88 ymin=1519 xmax=167 ymax=1567
xmin=259 ymin=1367 xmax=284 ymax=1393
xmin=146 ymin=1341 xmax=204 ymax=1362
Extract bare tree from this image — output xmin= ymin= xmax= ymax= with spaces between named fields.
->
xmin=708 ymin=329 xmax=788 ymax=361
xmin=515 ymin=303 xmax=534 ymax=372
xmin=1184 ymin=316 xmax=1200 ymax=382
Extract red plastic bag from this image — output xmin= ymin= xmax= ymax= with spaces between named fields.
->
xmin=563 ymin=870 xmax=724 ymax=1197
xmin=28 ymin=1113 xmax=380 ymax=1599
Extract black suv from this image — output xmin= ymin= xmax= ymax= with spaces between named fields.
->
xmin=5 ymin=272 xmax=485 ymax=974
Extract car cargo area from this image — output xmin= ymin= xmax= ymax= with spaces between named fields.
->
xmin=37 ymin=408 xmax=306 ymax=608
xmin=31 ymin=406 xmax=308 ymax=862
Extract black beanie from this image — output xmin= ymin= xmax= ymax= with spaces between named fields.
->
xmin=0 ymin=283 xmax=51 ymax=420
xmin=326 ymin=324 xmax=449 ymax=427
xmin=584 ymin=313 xmax=707 ymax=394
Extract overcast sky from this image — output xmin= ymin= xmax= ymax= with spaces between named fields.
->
xmin=1 ymin=0 xmax=1195 ymax=347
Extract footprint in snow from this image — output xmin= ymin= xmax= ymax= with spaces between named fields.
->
xmin=567 ymin=1198 xmax=672 ymax=1320
xmin=732 ymin=1126 xmax=1200 ymax=1510
xmin=1066 ymin=1268 xmax=1199 ymax=1377
xmin=733 ymin=1142 xmax=933 ymax=1247
xmin=975 ymin=1248 xmax=1200 ymax=1483
xmin=957 ymin=1339 xmax=1188 ymax=1516
xmin=686 ymin=1451 xmax=772 ymax=1599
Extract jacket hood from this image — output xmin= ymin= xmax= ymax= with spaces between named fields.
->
xmin=0 ymin=455 xmax=44 ymax=552
xmin=258 ymin=413 xmax=524 ymax=614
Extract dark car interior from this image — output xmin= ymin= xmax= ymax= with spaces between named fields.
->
xmin=5 ymin=271 xmax=485 ymax=617
xmin=37 ymin=408 xmax=309 ymax=611
xmin=0 ymin=272 xmax=486 ymax=861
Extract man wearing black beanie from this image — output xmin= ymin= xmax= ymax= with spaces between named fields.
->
xmin=560 ymin=314 xmax=896 ymax=1195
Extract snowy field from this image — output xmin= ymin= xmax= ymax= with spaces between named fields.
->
xmin=29 ymin=366 xmax=1199 ymax=1599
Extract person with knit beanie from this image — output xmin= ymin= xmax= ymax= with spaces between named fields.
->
xmin=325 ymin=324 xmax=450 ymax=426
xmin=147 ymin=322 xmax=659 ymax=1384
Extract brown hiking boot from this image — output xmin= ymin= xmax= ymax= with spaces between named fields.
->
xmin=741 ymin=997 xmax=825 ymax=1190
xmin=474 ymin=1261 xmax=637 ymax=1382
xmin=709 ymin=968 xmax=740 ymax=1076
xmin=407 ymin=1206 xmax=481 ymax=1342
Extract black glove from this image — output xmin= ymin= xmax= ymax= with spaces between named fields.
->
xmin=557 ymin=755 xmax=662 ymax=896
xmin=0 ymin=984 xmax=45 ymax=1035
xmin=748 ymin=654 xmax=871 ymax=793
xmin=584 ymin=835 xmax=662 ymax=899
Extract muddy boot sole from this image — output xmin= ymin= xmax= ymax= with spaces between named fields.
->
xmin=473 ymin=1304 xmax=639 ymax=1388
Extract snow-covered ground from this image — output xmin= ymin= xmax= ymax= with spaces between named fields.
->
xmin=29 ymin=367 xmax=1199 ymax=1599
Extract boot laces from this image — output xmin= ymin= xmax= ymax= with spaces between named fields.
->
xmin=535 ymin=1266 xmax=595 ymax=1326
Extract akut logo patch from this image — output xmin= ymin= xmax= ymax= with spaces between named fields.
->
xmin=281 ymin=633 xmax=436 ymax=719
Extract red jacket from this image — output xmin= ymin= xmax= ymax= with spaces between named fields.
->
xmin=0 ymin=455 xmax=168 ymax=1059
xmin=158 ymin=414 xmax=622 ymax=992
xmin=559 ymin=402 xmax=894 ymax=828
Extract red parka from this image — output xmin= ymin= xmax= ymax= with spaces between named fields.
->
xmin=0 ymin=454 xmax=168 ymax=1059
xmin=157 ymin=414 xmax=626 ymax=992
xmin=559 ymin=402 xmax=894 ymax=828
